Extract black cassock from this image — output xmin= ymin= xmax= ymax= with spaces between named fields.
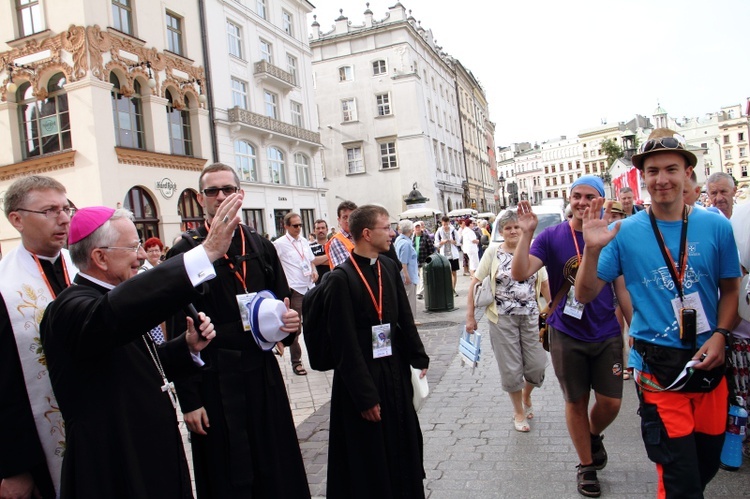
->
xmin=325 ymin=252 xmax=429 ymax=499
xmin=40 ymin=255 xmax=205 ymax=499
xmin=167 ymin=226 xmax=310 ymax=499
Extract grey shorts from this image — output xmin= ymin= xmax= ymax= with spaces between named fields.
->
xmin=548 ymin=325 xmax=624 ymax=402
xmin=488 ymin=315 xmax=547 ymax=393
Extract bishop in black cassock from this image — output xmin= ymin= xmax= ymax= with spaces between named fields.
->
xmin=40 ymin=198 xmax=242 ymax=499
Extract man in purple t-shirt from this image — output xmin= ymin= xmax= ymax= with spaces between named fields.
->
xmin=511 ymin=175 xmax=630 ymax=498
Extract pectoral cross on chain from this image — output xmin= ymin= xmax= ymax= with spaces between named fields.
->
xmin=161 ymin=379 xmax=177 ymax=408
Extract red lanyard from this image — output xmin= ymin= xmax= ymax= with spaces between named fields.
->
xmin=286 ymin=234 xmax=306 ymax=262
xmin=32 ymin=253 xmax=70 ymax=299
xmin=207 ymin=223 xmax=248 ymax=293
xmin=569 ymin=222 xmax=582 ymax=266
xmin=349 ymin=256 xmax=383 ymax=323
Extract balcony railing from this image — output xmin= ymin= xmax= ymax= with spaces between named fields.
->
xmin=253 ymin=60 xmax=296 ymax=89
xmin=227 ymin=107 xmax=321 ymax=145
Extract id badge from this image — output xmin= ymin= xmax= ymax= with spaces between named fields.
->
xmin=372 ymin=324 xmax=392 ymax=358
xmin=301 ymin=259 xmax=312 ymax=277
xmin=670 ymin=292 xmax=710 ymax=335
xmin=563 ymin=286 xmax=585 ymax=319
xmin=236 ymin=292 xmax=258 ymax=331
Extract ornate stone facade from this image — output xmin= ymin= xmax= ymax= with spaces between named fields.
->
xmin=1 ymin=25 xmax=206 ymax=107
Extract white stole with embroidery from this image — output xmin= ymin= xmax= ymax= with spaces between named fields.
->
xmin=0 ymin=246 xmax=77 ymax=496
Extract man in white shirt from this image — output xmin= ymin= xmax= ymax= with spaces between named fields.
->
xmin=434 ymin=216 xmax=461 ymax=296
xmin=274 ymin=212 xmax=318 ymax=376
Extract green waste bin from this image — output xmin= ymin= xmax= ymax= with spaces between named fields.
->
xmin=423 ymin=253 xmax=454 ymax=311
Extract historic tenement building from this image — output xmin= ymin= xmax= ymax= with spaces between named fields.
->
xmin=310 ymin=3 xmax=493 ymax=218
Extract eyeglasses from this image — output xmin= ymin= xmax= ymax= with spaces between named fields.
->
xmin=639 ymin=135 xmax=687 ymax=154
xmin=16 ymin=206 xmax=72 ymax=219
xmin=146 ymin=248 xmax=162 ymax=254
xmin=202 ymin=186 xmax=239 ymax=197
xmin=369 ymin=226 xmax=392 ymax=232
xmin=289 ymin=224 xmax=303 ymax=228
xmin=99 ymin=242 xmax=143 ymax=253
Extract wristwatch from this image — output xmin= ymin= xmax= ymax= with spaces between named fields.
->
xmin=712 ymin=328 xmax=732 ymax=347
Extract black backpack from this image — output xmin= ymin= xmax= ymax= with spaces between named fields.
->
xmin=302 ymin=262 xmax=358 ymax=371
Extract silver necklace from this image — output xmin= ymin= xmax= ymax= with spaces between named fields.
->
xmin=142 ymin=335 xmax=177 ymax=408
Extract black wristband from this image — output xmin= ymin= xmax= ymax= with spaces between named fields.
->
xmin=712 ymin=328 xmax=732 ymax=346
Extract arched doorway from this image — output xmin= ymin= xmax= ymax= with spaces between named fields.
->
xmin=178 ymin=189 xmax=204 ymax=231
xmin=123 ymin=186 xmax=159 ymax=241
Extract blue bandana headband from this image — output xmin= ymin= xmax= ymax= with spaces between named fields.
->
xmin=570 ymin=175 xmax=605 ymax=197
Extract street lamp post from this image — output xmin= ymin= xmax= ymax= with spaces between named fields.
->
xmin=498 ymin=174 xmax=506 ymax=209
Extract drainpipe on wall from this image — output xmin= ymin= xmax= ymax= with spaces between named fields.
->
xmin=198 ymin=0 xmax=219 ymax=163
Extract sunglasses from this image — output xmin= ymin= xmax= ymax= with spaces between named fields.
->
xmin=639 ymin=135 xmax=687 ymax=154
xmin=202 ymin=186 xmax=239 ymax=197
xmin=289 ymin=224 xmax=303 ymax=228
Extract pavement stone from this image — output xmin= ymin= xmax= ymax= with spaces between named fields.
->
xmin=179 ymin=271 xmax=750 ymax=498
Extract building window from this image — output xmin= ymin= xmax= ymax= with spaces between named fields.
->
xmin=286 ymin=54 xmax=297 ymax=85
xmin=346 ymin=146 xmax=364 ymax=174
xmin=124 ymin=187 xmax=159 ymax=241
xmin=227 ymin=21 xmax=242 ymax=58
xmin=166 ymin=11 xmax=183 ymax=56
xmin=268 ymin=147 xmax=286 ymax=184
xmin=178 ymin=189 xmax=204 ymax=231
xmin=372 ymin=60 xmax=387 ymax=76
xmin=724 ymin=135 xmax=730 ymax=144
xmin=256 ymin=0 xmax=267 ymax=19
xmin=725 ymin=149 xmax=732 ymax=160
xmin=243 ymin=208 xmax=264 ymax=234
xmin=260 ymin=39 xmax=272 ymax=64
xmin=290 ymin=101 xmax=303 ymax=128
xmin=727 ymin=166 xmax=733 ymax=176
xmin=300 ymin=209 xmax=314 ymax=236
xmin=16 ymin=0 xmax=42 ymax=37
xmin=740 ymin=132 xmax=746 ymax=142
xmin=427 ymin=99 xmax=433 ymax=121
xmin=112 ymin=0 xmax=133 ymax=35
xmin=166 ymin=89 xmax=192 ymax=156
xmin=741 ymin=164 xmax=748 ymax=177
xmin=379 ymin=141 xmax=397 ymax=169
xmin=17 ymin=73 xmax=71 ymax=159
xmin=235 ymin=140 xmax=257 ymax=182
xmin=342 ymin=98 xmax=356 ymax=122
xmin=339 ymin=66 xmax=353 ymax=82
xmin=231 ymin=78 xmax=248 ymax=109
xmin=111 ymin=73 xmax=144 ymax=149
xmin=282 ymin=10 xmax=293 ymax=36
xmin=263 ymin=90 xmax=277 ymax=119
xmin=376 ymin=93 xmax=391 ymax=116
xmin=740 ymin=147 xmax=747 ymax=158
xmin=295 ymin=153 xmax=311 ymax=187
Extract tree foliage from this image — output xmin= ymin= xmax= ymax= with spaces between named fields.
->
xmin=601 ymin=138 xmax=624 ymax=167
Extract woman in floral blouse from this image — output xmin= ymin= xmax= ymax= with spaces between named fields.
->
xmin=466 ymin=210 xmax=548 ymax=432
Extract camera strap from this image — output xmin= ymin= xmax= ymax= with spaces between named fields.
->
xmin=648 ymin=205 xmax=688 ymax=302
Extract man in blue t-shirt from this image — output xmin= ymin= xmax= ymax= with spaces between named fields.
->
xmin=512 ymin=175 xmax=630 ymax=498
xmin=575 ymin=128 xmax=741 ymax=498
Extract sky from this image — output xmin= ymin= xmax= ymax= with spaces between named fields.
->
xmin=306 ymin=0 xmax=750 ymax=146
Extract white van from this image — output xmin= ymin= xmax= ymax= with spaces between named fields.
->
xmin=490 ymin=205 xmax=566 ymax=244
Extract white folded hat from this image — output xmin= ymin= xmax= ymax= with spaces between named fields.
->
xmin=246 ymin=290 xmax=289 ymax=351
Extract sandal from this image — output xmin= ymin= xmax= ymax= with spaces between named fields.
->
xmin=292 ymin=364 xmax=308 ymax=376
xmin=512 ymin=416 xmax=530 ymax=432
xmin=523 ymin=403 xmax=534 ymax=420
xmin=576 ymin=464 xmax=601 ymax=497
